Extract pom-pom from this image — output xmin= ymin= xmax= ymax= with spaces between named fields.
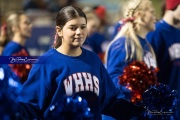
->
xmin=137 ymin=83 xmax=178 ymax=120
xmin=47 ymin=95 xmax=94 ymax=120
xmin=118 ymin=61 xmax=178 ymax=119
xmin=119 ymin=61 xmax=158 ymax=103
xmin=9 ymin=49 xmax=32 ymax=83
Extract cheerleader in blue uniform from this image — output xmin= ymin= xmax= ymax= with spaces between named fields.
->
xmin=147 ymin=0 xmax=180 ymax=119
xmin=104 ymin=0 xmax=157 ymax=119
xmin=17 ymin=5 xmax=143 ymax=120
xmin=1 ymin=11 xmax=32 ymax=83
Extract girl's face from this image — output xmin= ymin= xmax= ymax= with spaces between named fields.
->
xmin=18 ymin=15 xmax=32 ymax=39
xmin=142 ymin=6 xmax=156 ymax=31
xmin=60 ymin=17 xmax=88 ymax=48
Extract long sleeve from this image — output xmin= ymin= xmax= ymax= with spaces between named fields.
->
xmin=17 ymin=64 xmax=52 ymax=119
xmin=106 ymin=37 xmax=131 ymax=99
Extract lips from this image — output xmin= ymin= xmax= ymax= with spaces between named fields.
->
xmin=74 ymin=37 xmax=84 ymax=40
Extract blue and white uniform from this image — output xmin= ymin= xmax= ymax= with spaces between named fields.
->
xmin=147 ymin=20 xmax=180 ymax=119
xmin=17 ymin=48 xmax=141 ymax=119
xmin=106 ymin=36 xmax=157 ymax=99
xmin=103 ymin=36 xmax=156 ymax=120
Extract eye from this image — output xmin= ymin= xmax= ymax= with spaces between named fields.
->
xmin=70 ymin=27 xmax=76 ymax=31
xmin=25 ymin=21 xmax=31 ymax=25
xmin=81 ymin=26 xmax=87 ymax=29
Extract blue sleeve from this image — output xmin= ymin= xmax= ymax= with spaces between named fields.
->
xmin=17 ymin=64 xmax=52 ymax=119
xmin=106 ymin=38 xmax=131 ymax=98
xmin=2 ymin=46 xmax=15 ymax=56
xmin=2 ymin=43 xmax=19 ymax=56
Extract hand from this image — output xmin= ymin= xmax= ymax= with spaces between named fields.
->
xmin=105 ymin=98 xmax=145 ymax=120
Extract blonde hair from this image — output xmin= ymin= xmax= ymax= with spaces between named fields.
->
xmin=105 ymin=0 xmax=156 ymax=62
xmin=6 ymin=11 xmax=25 ymax=40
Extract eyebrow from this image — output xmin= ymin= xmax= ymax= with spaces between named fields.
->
xmin=68 ymin=24 xmax=86 ymax=26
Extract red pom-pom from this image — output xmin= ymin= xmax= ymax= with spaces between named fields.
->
xmin=9 ymin=49 xmax=32 ymax=83
xmin=119 ymin=61 xmax=158 ymax=103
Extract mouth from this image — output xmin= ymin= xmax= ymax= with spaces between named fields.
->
xmin=74 ymin=37 xmax=83 ymax=41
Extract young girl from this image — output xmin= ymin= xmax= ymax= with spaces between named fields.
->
xmin=104 ymin=1 xmax=157 ymax=119
xmin=17 ymin=5 xmax=143 ymax=120
xmin=106 ymin=0 xmax=157 ymax=96
xmin=103 ymin=1 xmax=157 ymax=119
xmin=1 ymin=11 xmax=32 ymax=83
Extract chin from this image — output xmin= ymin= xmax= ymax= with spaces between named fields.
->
xmin=73 ymin=44 xmax=82 ymax=48
xmin=149 ymin=26 xmax=156 ymax=32
xmin=151 ymin=27 xmax=156 ymax=31
xmin=24 ymin=34 xmax=31 ymax=38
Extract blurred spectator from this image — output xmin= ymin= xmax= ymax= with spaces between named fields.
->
xmin=82 ymin=7 xmax=105 ymax=61
xmin=23 ymin=0 xmax=46 ymax=11
xmin=0 ymin=24 xmax=9 ymax=55
xmin=23 ymin=0 xmax=76 ymax=12
xmin=44 ymin=0 xmax=76 ymax=12
xmin=93 ymin=5 xmax=109 ymax=35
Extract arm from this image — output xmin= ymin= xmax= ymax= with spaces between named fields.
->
xmin=17 ymin=64 xmax=52 ymax=119
xmin=106 ymin=38 xmax=131 ymax=98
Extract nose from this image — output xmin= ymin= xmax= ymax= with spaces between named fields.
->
xmin=29 ymin=23 xmax=33 ymax=29
xmin=76 ymin=28 xmax=82 ymax=35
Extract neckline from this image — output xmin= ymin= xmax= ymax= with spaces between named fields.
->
xmin=53 ymin=47 xmax=85 ymax=60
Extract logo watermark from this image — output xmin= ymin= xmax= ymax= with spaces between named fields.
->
xmin=9 ymin=57 xmax=38 ymax=64
xmin=145 ymin=107 xmax=173 ymax=116
xmin=0 ymin=56 xmax=47 ymax=64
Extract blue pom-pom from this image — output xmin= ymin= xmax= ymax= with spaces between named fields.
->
xmin=137 ymin=83 xmax=178 ymax=120
xmin=47 ymin=95 xmax=94 ymax=120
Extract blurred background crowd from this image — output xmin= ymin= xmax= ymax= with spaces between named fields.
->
xmin=0 ymin=0 xmax=164 ymax=59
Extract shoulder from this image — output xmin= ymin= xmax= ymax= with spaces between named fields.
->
xmin=29 ymin=49 xmax=59 ymax=76
xmin=82 ymin=48 xmax=104 ymax=67
xmin=149 ymin=20 xmax=170 ymax=34
xmin=37 ymin=48 xmax=59 ymax=64
xmin=109 ymin=37 xmax=126 ymax=52
xmin=2 ymin=42 xmax=22 ymax=56
xmin=82 ymin=47 xmax=100 ymax=59
xmin=147 ymin=20 xmax=171 ymax=42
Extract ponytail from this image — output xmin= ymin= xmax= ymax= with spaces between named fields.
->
xmin=53 ymin=32 xmax=62 ymax=48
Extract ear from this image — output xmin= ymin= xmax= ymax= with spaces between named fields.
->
xmin=56 ymin=26 xmax=62 ymax=37
xmin=11 ymin=25 xmax=19 ymax=33
xmin=135 ymin=11 xmax=144 ymax=25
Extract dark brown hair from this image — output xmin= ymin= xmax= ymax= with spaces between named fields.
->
xmin=53 ymin=5 xmax=87 ymax=48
